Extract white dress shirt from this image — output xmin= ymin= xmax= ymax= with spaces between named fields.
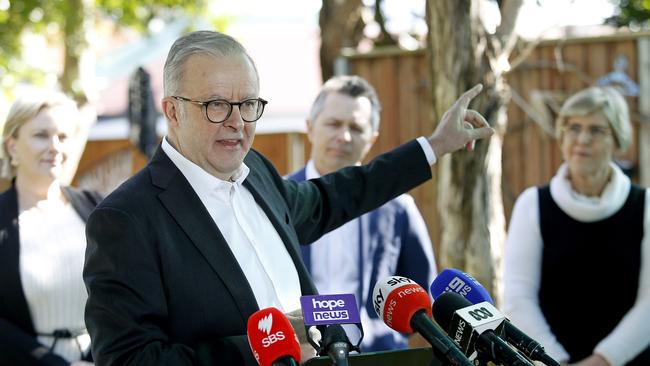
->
xmin=307 ymin=136 xmax=435 ymax=297
xmin=305 ymin=160 xmax=361 ymax=298
xmin=161 ymin=137 xmax=302 ymax=312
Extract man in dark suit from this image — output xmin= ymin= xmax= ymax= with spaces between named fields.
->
xmin=288 ymin=75 xmax=437 ymax=352
xmin=83 ymin=30 xmax=493 ymax=366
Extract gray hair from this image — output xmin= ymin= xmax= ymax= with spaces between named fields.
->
xmin=1 ymin=91 xmax=78 ymax=179
xmin=308 ymin=75 xmax=382 ymax=132
xmin=555 ymin=86 xmax=632 ymax=151
xmin=163 ymin=30 xmax=259 ymax=96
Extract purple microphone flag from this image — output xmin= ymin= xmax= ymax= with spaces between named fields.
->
xmin=300 ymin=294 xmax=361 ymax=326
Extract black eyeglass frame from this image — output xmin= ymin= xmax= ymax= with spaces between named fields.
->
xmin=171 ymin=95 xmax=268 ymax=123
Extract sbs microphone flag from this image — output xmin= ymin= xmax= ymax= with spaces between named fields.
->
xmin=247 ymin=307 xmax=301 ymax=366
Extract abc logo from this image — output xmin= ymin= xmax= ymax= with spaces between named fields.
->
xmin=468 ymin=307 xmax=493 ymax=321
xmin=261 ymin=331 xmax=286 ymax=347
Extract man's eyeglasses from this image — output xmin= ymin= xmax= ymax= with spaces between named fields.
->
xmin=172 ymin=96 xmax=268 ymax=123
xmin=560 ymin=123 xmax=611 ymax=141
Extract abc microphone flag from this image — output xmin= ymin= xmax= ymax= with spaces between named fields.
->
xmin=430 ymin=269 xmax=560 ymax=366
xmin=247 ymin=307 xmax=301 ymax=366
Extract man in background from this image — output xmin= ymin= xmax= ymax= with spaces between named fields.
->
xmin=288 ymin=75 xmax=437 ymax=351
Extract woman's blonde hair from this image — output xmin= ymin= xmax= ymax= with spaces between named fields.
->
xmin=1 ymin=91 xmax=78 ymax=179
xmin=555 ymin=86 xmax=632 ymax=151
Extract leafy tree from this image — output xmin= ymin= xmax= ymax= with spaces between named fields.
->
xmin=0 ymin=0 xmax=207 ymax=102
xmin=607 ymin=0 xmax=650 ymax=28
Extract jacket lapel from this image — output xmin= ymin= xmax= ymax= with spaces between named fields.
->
xmin=149 ymin=148 xmax=259 ymax=318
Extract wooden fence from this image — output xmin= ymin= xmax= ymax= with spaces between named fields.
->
xmin=343 ymin=31 xmax=650 ymax=247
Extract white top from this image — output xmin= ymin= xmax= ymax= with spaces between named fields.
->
xmin=503 ymin=162 xmax=650 ymax=366
xmin=161 ymin=137 xmax=302 ymax=312
xmin=19 ymin=201 xmax=91 ymax=362
xmin=305 ymin=160 xmax=361 ymax=298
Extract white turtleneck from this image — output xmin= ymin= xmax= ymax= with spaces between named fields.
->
xmin=503 ymin=162 xmax=650 ymax=366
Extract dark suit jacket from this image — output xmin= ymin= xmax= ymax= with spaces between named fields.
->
xmin=83 ymin=140 xmax=431 ymax=366
xmin=0 ymin=184 xmax=101 ymax=366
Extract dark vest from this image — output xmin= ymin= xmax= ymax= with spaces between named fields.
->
xmin=538 ymin=184 xmax=649 ymax=364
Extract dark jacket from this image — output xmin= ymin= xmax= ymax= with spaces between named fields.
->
xmin=0 ymin=184 xmax=102 ymax=366
xmin=83 ymin=140 xmax=431 ymax=366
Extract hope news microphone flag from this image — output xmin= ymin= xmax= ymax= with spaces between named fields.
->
xmin=247 ymin=307 xmax=301 ymax=366
xmin=372 ymin=276 xmax=473 ymax=366
xmin=430 ymin=268 xmax=560 ymax=366
xmin=300 ymin=294 xmax=361 ymax=366
xmin=432 ymin=292 xmax=534 ymax=366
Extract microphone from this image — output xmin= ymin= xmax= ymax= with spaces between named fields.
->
xmin=320 ymin=324 xmax=352 ymax=366
xmin=372 ymin=276 xmax=473 ymax=366
xmin=300 ymin=294 xmax=360 ymax=366
xmin=430 ymin=269 xmax=560 ymax=366
xmin=432 ymin=292 xmax=534 ymax=366
xmin=247 ymin=307 xmax=301 ymax=366
xmin=429 ymin=268 xmax=494 ymax=304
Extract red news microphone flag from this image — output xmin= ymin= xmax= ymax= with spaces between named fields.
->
xmin=372 ymin=276 xmax=433 ymax=333
xmin=247 ymin=307 xmax=301 ymax=366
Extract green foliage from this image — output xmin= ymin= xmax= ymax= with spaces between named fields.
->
xmin=96 ymin=0 xmax=205 ymax=33
xmin=0 ymin=0 xmax=207 ymax=97
xmin=607 ymin=0 xmax=650 ymax=28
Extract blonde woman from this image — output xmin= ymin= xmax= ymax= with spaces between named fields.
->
xmin=0 ymin=91 xmax=101 ymax=366
xmin=504 ymin=87 xmax=650 ymax=366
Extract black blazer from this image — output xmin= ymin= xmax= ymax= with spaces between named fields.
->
xmin=0 ymin=184 xmax=102 ymax=366
xmin=83 ymin=140 xmax=431 ymax=366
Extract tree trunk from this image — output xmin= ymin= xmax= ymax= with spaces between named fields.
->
xmin=426 ymin=0 xmax=517 ymax=302
xmin=60 ymin=0 xmax=97 ymax=185
xmin=319 ymin=0 xmax=365 ymax=81
xmin=60 ymin=0 xmax=89 ymax=104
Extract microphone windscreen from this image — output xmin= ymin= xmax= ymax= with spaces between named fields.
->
xmin=430 ymin=268 xmax=494 ymax=304
xmin=247 ymin=307 xmax=301 ymax=366
xmin=372 ymin=276 xmax=432 ymax=333
xmin=431 ymin=291 xmax=473 ymax=331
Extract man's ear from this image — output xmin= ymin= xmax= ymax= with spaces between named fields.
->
xmin=306 ymin=119 xmax=315 ymax=143
xmin=162 ymin=97 xmax=180 ymax=127
xmin=369 ymin=130 xmax=379 ymax=146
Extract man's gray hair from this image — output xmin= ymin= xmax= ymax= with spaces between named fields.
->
xmin=163 ymin=30 xmax=259 ymax=96
xmin=308 ymin=75 xmax=382 ymax=132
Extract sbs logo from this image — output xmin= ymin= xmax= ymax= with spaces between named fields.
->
xmin=468 ymin=307 xmax=493 ymax=321
xmin=258 ymin=314 xmax=273 ymax=335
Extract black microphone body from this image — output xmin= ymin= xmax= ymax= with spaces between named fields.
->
xmin=320 ymin=325 xmax=350 ymax=366
xmin=430 ymin=269 xmax=560 ymax=366
xmin=503 ymin=321 xmax=560 ymax=366
xmin=475 ymin=331 xmax=533 ymax=366
xmin=271 ymin=355 xmax=299 ymax=366
xmin=433 ymin=292 xmax=534 ymax=366
xmin=410 ymin=310 xmax=474 ymax=366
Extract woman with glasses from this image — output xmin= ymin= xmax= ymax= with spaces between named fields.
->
xmin=0 ymin=91 xmax=101 ymax=366
xmin=503 ymin=86 xmax=649 ymax=366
